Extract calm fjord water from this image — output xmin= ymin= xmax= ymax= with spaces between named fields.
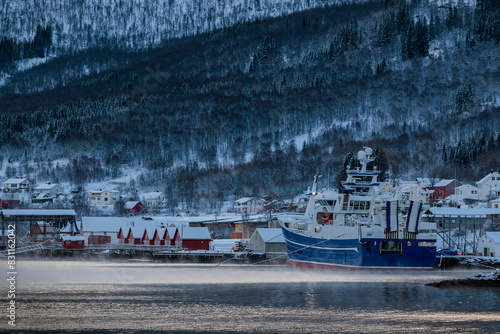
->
xmin=3 ymin=260 xmax=499 ymax=333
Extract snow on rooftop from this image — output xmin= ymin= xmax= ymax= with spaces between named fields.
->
xmin=143 ymin=191 xmax=163 ymax=199
xmin=484 ymin=232 xmax=500 ymax=243
xmin=455 ymin=184 xmax=476 ymax=189
xmin=427 ymin=207 xmax=500 ymax=217
xmin=61 ymin=235 xmax=85 ymax=241
xmin=235 ymin=197 xmax=264 ymax=204
xmin=2 ymin=209 xmax=76 ymax=216
xmin=253 ymin=228 xmax=285 ymax=243
xmin=477 ymin=172 xmax=500 ymax=185
xmin=35 ymin=183 xmax=61 ymax=190
xmin=434 ymin=179 xmax=456 ymax=187
xmin=81 ymin=217 xmax=134 ymax=232
xmin=181 ymin=227 xmax=212 ymax=240
xmin=444 ymin=194 xmax=479 ymax=201
xmin=81 ymin=216 xmax=190 ymax=234
xmin=124 ymin=201 xmax=140 ymax=209
xmin=4 ymin=178 xmax=30 ymax=183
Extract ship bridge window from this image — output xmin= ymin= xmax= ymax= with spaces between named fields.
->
xmin=379 ymin=241 xmax=402 ymax=253
xmin=355 ymin=187 xmax=371 ymax=195
xmin=353 ymin=176 xmax=373 ymax=183
xmin=318 ymin=200 xmax=336 ymax=207
xmin=350 ymin=201 xmax=371 ymax=210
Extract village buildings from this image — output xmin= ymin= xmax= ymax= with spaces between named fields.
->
xmin=234 ymin=197 xmax=264 ymax=213
xmin=3 ymin=178 xmax=33 ymax=193
xmin=88 ymin=189 xmax=120 ymax=205
xmin=476 ymin=172 xmax=500 ymax=200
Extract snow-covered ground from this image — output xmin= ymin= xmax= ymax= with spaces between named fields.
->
xmin=466 ymin=269 xmax=500 ymax=281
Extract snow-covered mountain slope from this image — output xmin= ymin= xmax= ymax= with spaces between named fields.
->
xmin=0 ymin=0 xmax=366 ymax=53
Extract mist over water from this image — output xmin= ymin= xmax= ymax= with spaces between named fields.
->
xmin=3 ymin=260 xmax=499 ymax=333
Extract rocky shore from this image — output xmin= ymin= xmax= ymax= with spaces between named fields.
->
xmin=426 ymin=269 xmax=500 ymax=288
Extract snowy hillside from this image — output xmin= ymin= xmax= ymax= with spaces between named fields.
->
xmin=0 ymin=0 xmax=365 ymax=53
xmin=0 ymin=0 xmax=499 ymax=211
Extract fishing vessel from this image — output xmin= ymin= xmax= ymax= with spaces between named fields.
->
xmin=278 ymin=147 xmax=437 ymax=269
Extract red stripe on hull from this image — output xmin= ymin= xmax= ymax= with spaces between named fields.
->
xmin=287 ymin=258 xmax=433 ymax=271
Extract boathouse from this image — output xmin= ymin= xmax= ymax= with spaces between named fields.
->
xmin=167 ymin=226 xmax=181 ymax=247
xmin=248 ymin=228 xmax=286 ymax=258
xmin=180 ymin=226 xmax=212 ymax=250
xmin=478 ymin=232 xmax=500 ymax=257
xmin=61 ymin=235 xmax=85 ymax=249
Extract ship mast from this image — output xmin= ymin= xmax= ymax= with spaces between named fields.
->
xmin=305 ymin=172 xmax=321 ymax=217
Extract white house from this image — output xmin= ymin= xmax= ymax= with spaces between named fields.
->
xmin=88 ymin=189 xmax=120 ymax=205
xmin=478 ymin=232 xmax=500 ymax=257
xmin=491 ymin=198 xmax=500 ymax=209
xmin=234 ymin=197 xmax=265 ymax=213
xmin=33 ymin=182 xmax=64 ymax=198
xmin=3 ymin=178 xmax=33 ymax=193
xmin=143 ymin=191 xmax=165 ymax=208
xmin=476 ymin=172 xmax=500 ymax=200
xmin=490 ymin=185 xmax=500 ymax=199
xmin=455 ymin=184 xmax=479 ymax=197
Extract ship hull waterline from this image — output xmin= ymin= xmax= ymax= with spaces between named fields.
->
xmin=282 ymin=227 xmax=436 ymax=270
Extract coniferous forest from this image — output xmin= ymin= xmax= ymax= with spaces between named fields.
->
xmin=0 ymin=0 xmax=499 ymax=211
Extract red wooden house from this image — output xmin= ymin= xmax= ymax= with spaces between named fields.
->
xmin=147 ymin=228 xmax=161 ymax=246
xmin=88 ymin=235 xmax=111 ymax=245
xmin=0 ymin=199 xmax=21 ymax=209
xmin=31 ymin=222 xmax=58 ymax=242
xmin=164 ymin=226 xmax=181 ymax=247
xmin=125 ymin=227 xmax=143 ymax=244
xmin=61 ymin=235 xmax=85 ymax=249
xmin=180 ymin=227 xmax=212 ymax=251
xmin=118 ymin=227 xmax=126 ymax=244
xmin=124 ymin=201 xmax=146 ymax=215
xmin=433 ymin=179 xmax=462 ymax=199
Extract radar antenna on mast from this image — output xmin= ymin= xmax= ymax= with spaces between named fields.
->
xmin=357 ymin=147 xmax=375 ymax=172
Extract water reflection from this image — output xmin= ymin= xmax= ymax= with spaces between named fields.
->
xmin=5 ymin=261 xmax=500 ymax=333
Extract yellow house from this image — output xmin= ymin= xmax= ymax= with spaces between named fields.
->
xmin=88 ymin=189 xmax=120 ymax=205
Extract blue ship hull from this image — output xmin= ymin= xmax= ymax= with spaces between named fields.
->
xmin=281 ymin=227 xmax=436 ymax=269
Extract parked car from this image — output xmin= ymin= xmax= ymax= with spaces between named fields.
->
xmin=436 ymin=248 xmax=461 ymax=256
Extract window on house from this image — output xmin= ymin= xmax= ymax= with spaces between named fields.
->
xmin=104 ymin=198 xmax=108 ymax=201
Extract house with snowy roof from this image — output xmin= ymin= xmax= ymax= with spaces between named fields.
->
xmin=166 ymin=225 xmax=181 ymax=247
xmin=454 ymin=184 xmax=479 ymax=197
xmin=490 ymin=186 xmax=500 ymax=199
xmin=491 ymin=198 xmax=500 ymax=209
xmin=156 ymin=224 xmax=179 ymax=246
xmin=81 ymin=216 xmax=132 ymax=244
xmin=126 ymin=226 xmax=149 ymax=245
xmin=476 ymin=172 xmax=500 ymax=200
xmin=61 ymin=235 xmax=85 ymax=249
xmin=248 ymin=228 xmax=286 ymax=257
xmin=234 ymin=197 xmax=264 ymax=213
xmin=478 ymin=232 xmax=500 ymax=257
xmin=432 ymin=179 xmax=461 ymax=199
xmin=179 ymin=226 xmax=212 ymax=250
xmin=33 ymin=182 xmax=64 ymax=198
xmin=124 ymin=201 xmax=146 ymax=215
xmin=3 ymin=178 xmax=33 ymax=193
xmin=88 ymin=189 xmax=120 ymax=205
xmin=143 ymin=191 xmax=165 ymax=208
